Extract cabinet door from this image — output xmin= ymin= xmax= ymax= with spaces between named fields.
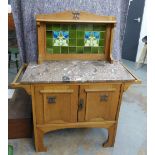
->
xmin=35 ymin=85 xmax=78 ymax=124
xmin=78 ymin=84 xmax=121 ymax=122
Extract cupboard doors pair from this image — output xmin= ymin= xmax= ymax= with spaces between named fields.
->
xmin=35 ymin=85 xmax=78 ymax=124
xmin=34 ymin=84 xmax=121 ymax=124
xmin=78 ymin=84 xmax=121 ymax=122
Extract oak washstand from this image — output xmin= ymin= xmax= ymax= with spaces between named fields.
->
xmin=11 ymin=11 xmax=140 ymax=152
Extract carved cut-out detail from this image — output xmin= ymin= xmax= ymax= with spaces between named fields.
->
xmin=72 ymin=12 xmax=80 ymax=20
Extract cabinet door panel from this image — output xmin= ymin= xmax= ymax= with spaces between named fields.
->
xmin=78 ymin=84 xmax=121 ymax=122
xmin=43 ymin=92 xmax=72 ymax=123
xmin=35 ymin=85 xmax=78 ymax=124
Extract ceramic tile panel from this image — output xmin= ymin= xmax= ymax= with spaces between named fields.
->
xmin=46 ymin=24 xmax=106 ymax=54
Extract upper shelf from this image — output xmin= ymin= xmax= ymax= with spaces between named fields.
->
xmin=36 ymin=11 xmax=116 ymax=24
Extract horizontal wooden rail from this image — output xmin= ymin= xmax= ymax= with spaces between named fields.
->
xmin=40 ymin=89 xmax=74 ymax=94
xmin=85 ymin=88 xmax=116 ymax=92
xmin=37 ymin=121 xmax=116 ymax=133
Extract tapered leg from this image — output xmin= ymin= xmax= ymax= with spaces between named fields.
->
xmin=102 ymin=124 xmax=117 ymax=147
xmin=34 ymin=128 xmax=47 ymax=152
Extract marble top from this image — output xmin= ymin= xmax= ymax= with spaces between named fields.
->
xmin=21 ymin=60 xmax=135 ymax=83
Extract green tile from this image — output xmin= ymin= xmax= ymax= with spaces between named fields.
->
xmin=46 ymin=31 xmax=52 ymax=38
xmin=77 ymin=31 xmax=84 ymax=39
xmin=70 ymin=31 xmax=76 ymax=38
xmin=69 ymin=39 xmax=76 ymax=46
xmin=77 ymin=39 xmax=84 ymax=46
xmin=53 ymin=46 xmax=60 ymax=53
xmin=85 ymin=24 xmax=93 ymax=31
xmin=69 ymin=24 xmax=76 ymax=30
xmin=61 ymin=47 xmax=68 ymax=53
xmin=46 ymin=25 xmax=52 ymax=31
xmin=47 ymin=48 xmax=53 ymax=53
xmin=93 ymin=25 xmax=105 ymax=31
xmin=100 ymin=31 xmax=105 ymax=39
xmin=77 ymin=47 xmax=83 ymax=53
xmin=76 ymin=24 xmax=84 ymax=31
xmin=84 ymin=47 xmax=91 ymax=53
xmin=69 ymin=47 xmax=76 ymax=53
xmin=61 ymin=24 xmax=69 ymax=31
xmin=99 ymin=39 xmax=104 ymax=46
xmin=52 ymin=24 xmax=60 ymax=31
xmin=91 ymin=47 xmax=98 ymax=53
xmin=46 ymin=38 xmax=53 ymax=47
xmin=98 ymin=46 xmax=104 ymax=53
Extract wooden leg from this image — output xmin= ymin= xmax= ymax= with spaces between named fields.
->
xmin=102 ymin=124 xmax=117 ymax=147
xmin=34 ymin=128 xmax=47 ymax=152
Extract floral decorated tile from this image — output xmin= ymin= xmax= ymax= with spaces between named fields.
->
xmin=84 ymin=31 xmax=100 ymax=47
xmin=53 ymin=31 xmax=69 ymax=46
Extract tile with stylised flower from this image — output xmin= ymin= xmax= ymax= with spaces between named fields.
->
xmin=53 ymin=31 xmax=69 ymax=46
xmin=84 ymin=31 xmax=100 ymax=47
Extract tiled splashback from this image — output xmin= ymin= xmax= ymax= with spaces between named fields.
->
xmin=46 ymin=24 xmax=106 ymax=54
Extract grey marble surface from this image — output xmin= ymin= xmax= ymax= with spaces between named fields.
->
xmin=21 ymin=60 xmax=135 ymax=83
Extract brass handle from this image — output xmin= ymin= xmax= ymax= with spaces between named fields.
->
xmin=78 ymin=99 xmax=84 ymax=110
xmin=100 ymin=95 xmax=108 ymax=102
xmin=48 ymin=96 xmax=56 ymax=104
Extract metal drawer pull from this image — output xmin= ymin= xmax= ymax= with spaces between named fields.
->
xmin=100 ymin=95 xmax=108 ymax=102
xmin=78 ymin=99 xmax=84 ymax=110
xmin=48 ymin=96 xmax=56 ymax=104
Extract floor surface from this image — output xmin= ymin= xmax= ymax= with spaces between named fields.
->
xmin=8 ymin=59 xmax=147 ymax=155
